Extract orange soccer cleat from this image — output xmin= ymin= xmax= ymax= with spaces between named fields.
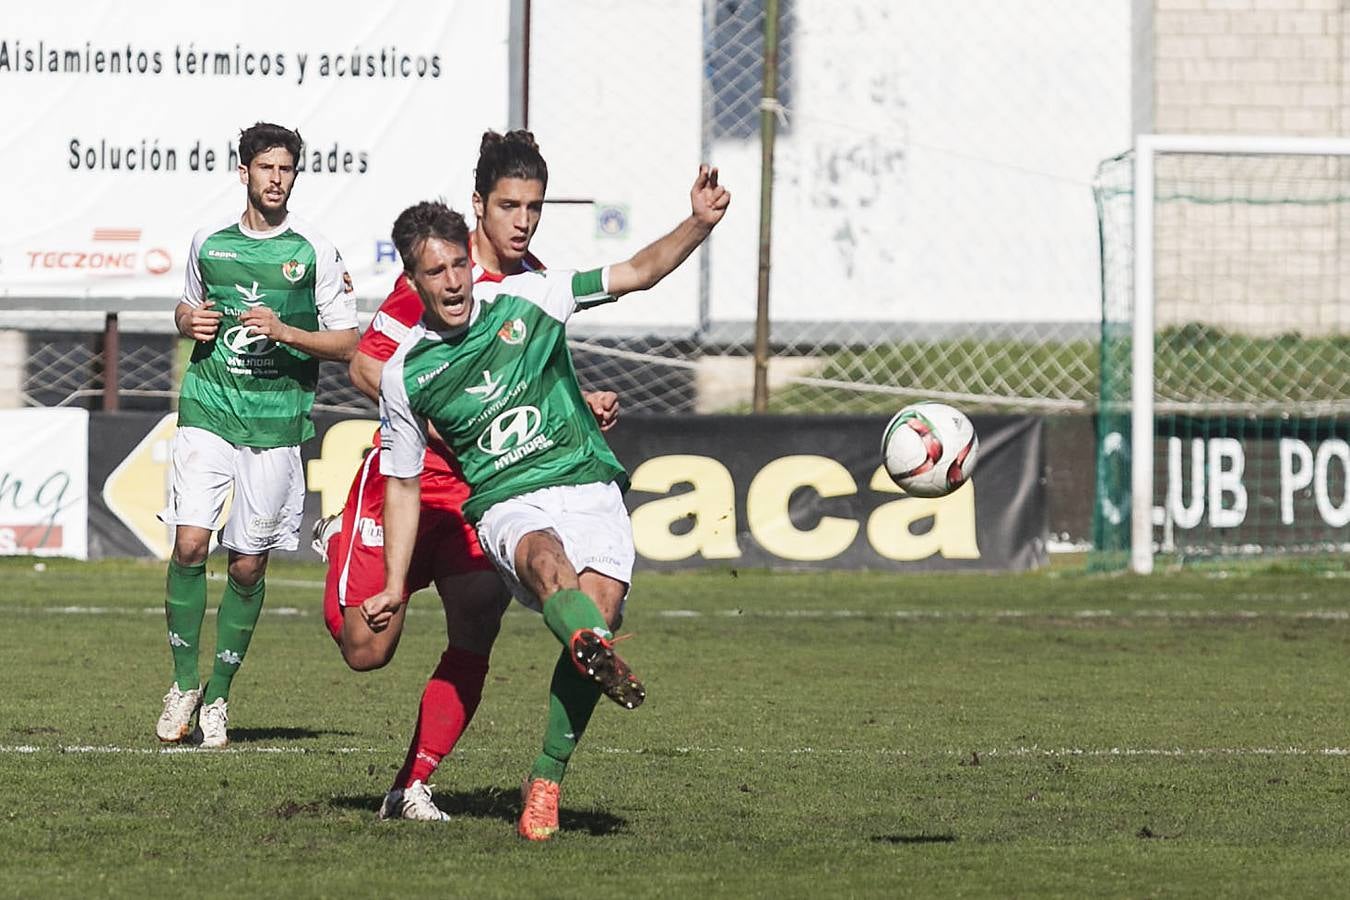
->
xmin=518 ymin=777 xmax=562 ymax=841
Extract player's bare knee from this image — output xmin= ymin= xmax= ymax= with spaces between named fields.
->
xmin=579 ymin=571 xmax=626 ymax=628
xmin=172 ymin=530 xmax=210 ymax=566
xmin=172 ymin=544 xmax=208 ymax=567
xmin=340 ymin=635 xmax=394 ymax=671
xmin=227 ymin=554 xmax=268 ymax=586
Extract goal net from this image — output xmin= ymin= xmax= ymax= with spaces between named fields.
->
xmin=1093 ymin=135 xmax=1350 ymax=572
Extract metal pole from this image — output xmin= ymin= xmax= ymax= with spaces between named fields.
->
xmin=102 ymin=312 xmax=120 ymax=412
xmin=508 ymin=0 xmax=530 ymax=130
xmin=522 ymin=0 xmax=533 ymax=131
xmin=751 ymin=0 xmax=779 ymax=413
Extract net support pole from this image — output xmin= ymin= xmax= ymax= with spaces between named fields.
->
xmin=1129 ymin=137 xmax=1155 ymax=574
xmin=751 ymin=0 xmax=780 ymax=413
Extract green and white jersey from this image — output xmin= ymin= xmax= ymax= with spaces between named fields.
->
xmin=177 ymin=213 xmax=355 ymax=448
xmin=379 ymin=267 xmax=624 ymax=523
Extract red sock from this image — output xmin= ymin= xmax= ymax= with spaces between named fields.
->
xmin=393 ymin=647 xmax=489 ymax=789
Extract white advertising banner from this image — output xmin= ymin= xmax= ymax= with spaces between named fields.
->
xmin=0 ymin=409 xmax=89 ymax=558
xmin=0 ymin=1 xmax=509 ymax=303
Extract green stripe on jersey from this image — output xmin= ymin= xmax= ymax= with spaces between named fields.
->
xmin=178 ymin=224 xmax=325 ymax=448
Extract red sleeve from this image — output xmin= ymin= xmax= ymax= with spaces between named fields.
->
xmin=356 ymin=276 xmax=424 ymax=363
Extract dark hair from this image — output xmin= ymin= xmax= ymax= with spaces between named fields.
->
xmin=473 ymin=129 xmax=548 ymax=197
xmin=391 ymin=201 xmax=470 ymax=273
xmin=239 ymin=122 xmax=302 ymax=167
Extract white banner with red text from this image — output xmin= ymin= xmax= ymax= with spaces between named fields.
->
xmin=0 ymin=1 xmax=507 ymax=304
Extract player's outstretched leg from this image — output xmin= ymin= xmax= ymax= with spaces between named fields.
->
xmin=380 ymin=647 xmax=489 ymax=821
xmin=158 ymin=558 xmax=207 ymax=742
xmin=541 ymin=589 xmax=644 ymax=709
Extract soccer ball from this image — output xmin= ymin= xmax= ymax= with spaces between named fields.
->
xmin=881 ymin=401 xmax=980 ymax=497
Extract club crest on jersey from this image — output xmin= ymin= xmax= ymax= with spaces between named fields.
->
xmin=497 ymin=318 xmax=527 ymax=345
xmin=281 ymin=259 xmax=307 ymax=283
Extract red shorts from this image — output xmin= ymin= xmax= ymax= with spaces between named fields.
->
xmin=322 ymin=439 xmax=493 ymax=642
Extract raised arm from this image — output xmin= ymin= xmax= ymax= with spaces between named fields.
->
xmin=605 ymin=165 xmax=731 ymax=298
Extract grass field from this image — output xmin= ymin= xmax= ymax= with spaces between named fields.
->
xmin=3 ymin=556 xmax=1350 ymax=898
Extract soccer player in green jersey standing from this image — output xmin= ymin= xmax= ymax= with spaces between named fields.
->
xmin=367 ymin=166 xmax=729 ymax=839
xmin=155 ymin=122 xmax=358 ymax=749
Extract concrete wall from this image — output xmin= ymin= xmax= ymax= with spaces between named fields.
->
xmin=1152 ymin=0 xmax=1349 ymax=136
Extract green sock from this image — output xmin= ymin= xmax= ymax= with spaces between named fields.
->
xmin=203 ymin=576 xmax=265 ymax=705
xmin=164 ymin=559 xmax=207 ymax=691
xmin=540 ymin=589 xmax=610 ymax=648
xmin=529 ymin=648 xmax=603 ymax=783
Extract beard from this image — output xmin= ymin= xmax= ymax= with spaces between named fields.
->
xmin=248 ymin=183 xmax=290 ymax=217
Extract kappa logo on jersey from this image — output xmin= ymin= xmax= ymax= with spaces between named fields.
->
xmin=282 ymin=259 xmax=307 ymax=283
xmin=497 ymin=318 xmax=527 ymax=345
xmin=465 ymin=369 xmax=505 ymax=403
xmin=235 ymin=281 xmax=266 ymax=307
xmin=222 ymin=323 xmax=277 ymax=356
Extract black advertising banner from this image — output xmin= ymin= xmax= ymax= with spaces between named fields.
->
xmin=605 ymin=415 xmax=1047 ymax=571
xmin=88 ymin=412 xmax=1048 ymax=571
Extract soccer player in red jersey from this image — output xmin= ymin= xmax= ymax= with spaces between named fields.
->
xmin=317 ymin=131 xmax=618 ymax=821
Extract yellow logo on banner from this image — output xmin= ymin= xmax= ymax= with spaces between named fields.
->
xmin=102 ymin=413 xmax=178 ymax=559
xmin=101 ymin=414 xmax=233 ymax=560
xmin=306 ymin=419 xmax=378 ymax=517
xmin=629 ymin=455 xmax=980 ymax=563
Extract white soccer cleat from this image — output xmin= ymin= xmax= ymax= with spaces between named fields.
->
xmin=197 ymin=698 xmax=229 ymax=749
xmin=311 ymin=513 xmax=342 ymax=562
xmin=156 ymin=683 xmax=202 ymax=743
xmin=378 ymin=780 xmax=450 ymax=822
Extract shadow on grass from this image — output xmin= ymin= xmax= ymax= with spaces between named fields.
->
xmin=870 ymin=834 xmax=958 ymax=845
xmin=228 ymin=726 xmax=355 ymax=743
xmin=330 ymin=785 xmax=627 ymax=835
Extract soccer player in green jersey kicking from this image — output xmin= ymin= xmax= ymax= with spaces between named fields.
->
xmin=155 ymin=122 xmax=358 ymax=749
xmin=367 ymin=166 xmax=729 ymax=839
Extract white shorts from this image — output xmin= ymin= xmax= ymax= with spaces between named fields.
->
xmin=158 ymin=426 xmax=305 ymax=554
xmin=475 ymin=481 xmax=635 ymax=613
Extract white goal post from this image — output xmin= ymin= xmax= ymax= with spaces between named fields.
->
xmin=1128 ymin=134 xmax=1350 ymax=574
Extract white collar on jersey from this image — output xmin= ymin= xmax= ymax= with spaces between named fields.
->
xmin=237 ymin=216 xmax=291 ymax=240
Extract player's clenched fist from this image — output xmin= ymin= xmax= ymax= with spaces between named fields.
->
xmin=360 ymin=589 xmax=404 ymax=632
xmin=179 ymin=300 xmax=223 ymax=342
xmin=585 ymin=390 xmax=620 ymax=432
